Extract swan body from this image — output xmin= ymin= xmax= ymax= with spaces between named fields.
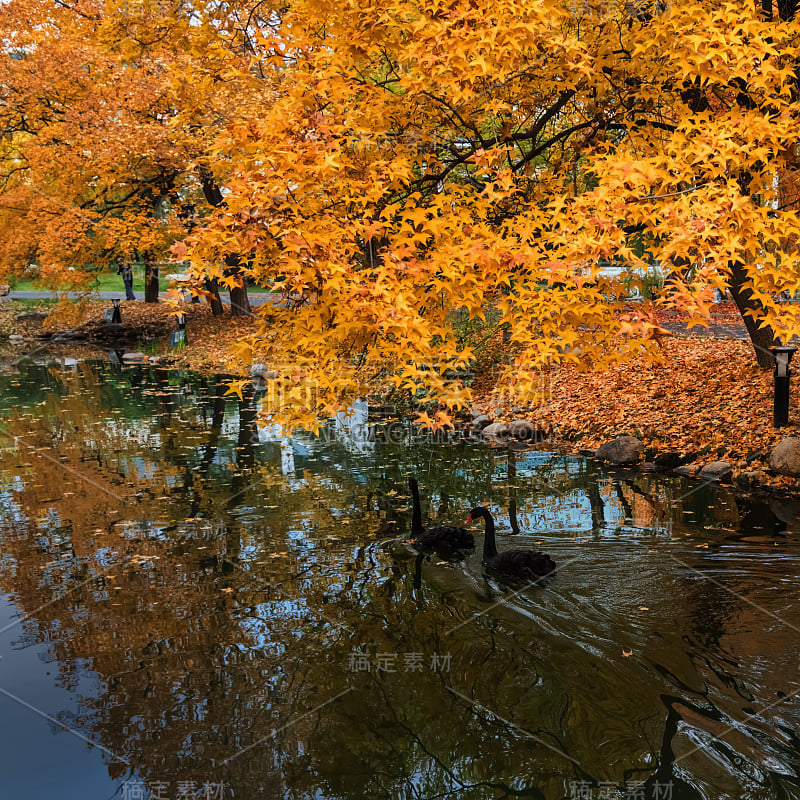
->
xmin=467 ymin=506 xmax=555 ymax=579
xmin=409 ymin=479 xmax=474 ymax=550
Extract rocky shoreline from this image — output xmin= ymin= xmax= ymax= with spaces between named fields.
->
xmin=466 ymin=410 xmax=800 ymax=497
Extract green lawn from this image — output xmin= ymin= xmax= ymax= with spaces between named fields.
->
xmin=9 ymin=272 xmax=270 ymax=295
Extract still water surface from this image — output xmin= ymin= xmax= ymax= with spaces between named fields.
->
xmin=0 ymin=358 xmax=800 ymax=800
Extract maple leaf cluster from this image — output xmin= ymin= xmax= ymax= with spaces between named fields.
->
xmin=2 ymin=0 xmax=800 ymax=430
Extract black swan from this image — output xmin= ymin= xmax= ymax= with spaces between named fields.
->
xmin=408 ymin=478 xmax=474 ymax=550
xmin=466 ymin=506 xmax=555 ymax=579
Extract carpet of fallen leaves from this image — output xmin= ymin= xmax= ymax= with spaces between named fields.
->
xmin=170 ymin=307 xmax=256 ymax=371
xmin=655 ymin=301 xmax=744 ymax=326
xmin=3 ymin=299 xmax=255 ymax=370
xmin=475 ymin=332 xmax=800 ymax=492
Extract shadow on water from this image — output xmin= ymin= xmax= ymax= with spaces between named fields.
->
xmin=0 ymin=359 xmax=799 ymax=799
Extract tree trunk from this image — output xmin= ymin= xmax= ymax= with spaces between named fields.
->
xmin=144 ymin=258 xmax=159 ymax=303
xmin=229 ymin=283 xmax=251 ymax=316
xmin=226 ymin=253 xmax=251 ymax=316
xmin=204 ymin=277 xmax=224 ymax=316
xmin=728 ymin=258 xmax=779 ymax=370
xmin=199 ymin=168 xmax=252 ymax=316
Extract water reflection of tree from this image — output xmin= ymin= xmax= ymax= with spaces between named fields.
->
xmin=1 ymin=363 xmax=800 ymax=798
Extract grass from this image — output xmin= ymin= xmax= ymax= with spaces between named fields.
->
xmin=7 ymin=298 xmax=59 ymax=309
xmin=8 ymin=270 xmax=271 ymax=295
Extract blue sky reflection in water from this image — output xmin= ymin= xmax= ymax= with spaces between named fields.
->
xmin=0 ymin=358 xmax=799 ymax=799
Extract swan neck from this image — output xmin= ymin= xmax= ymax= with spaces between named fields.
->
xmin=481 ymin=511 xmax=497 ymax=558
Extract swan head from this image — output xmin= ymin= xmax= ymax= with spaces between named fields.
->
xmin=466 ymin=506 xmax=491 ymax=524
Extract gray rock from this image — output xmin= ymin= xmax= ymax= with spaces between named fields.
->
xmin=251 ymin=363 xmax=278 ymax=380
xmin=579 ymin=448 xmax=598 ymax=457
xmin=15 ymin=311 xmax=47 ymax=322
xmin=698 ymin=461 xmax=733 ymax=482
xmin=472 ymin=414 xmax=491 ymax=430
xmin=735 ymin=470 xmax=761 ymax=489
xmin=596 ymin=435 xmax=643 ymax=465
xmin=674 ymin=464 xmax=700 ymax=477
xmin=769 ymin=437 xmax=800 ymax=476
xmin=52 ymin=330 xmax=83 ymax=342
xmin=0 ymin=285 xmax=9 ymax=296
xmin=122 ymin=352 xmax=147 ymax=364
xmin=482 ymin=422 xmax=509 ymax=437
xmin=508 ymin=419 xmax=538 ymax=441
xmin=8 ymin=334 xmax=23 ymax=344
xmin=641 ymin=462 xmax=658 ymax=472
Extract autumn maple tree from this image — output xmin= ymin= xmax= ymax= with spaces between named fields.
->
xmin=0 ymin=0 xmax=270 ymax=312
xmin=179 ymin=0 xmax=800 ymax=428
xmin=3 ymin=0 xmax=800 ymax=428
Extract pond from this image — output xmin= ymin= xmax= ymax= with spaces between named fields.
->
xmin=0 ymin=357 xmax=799 ymax=800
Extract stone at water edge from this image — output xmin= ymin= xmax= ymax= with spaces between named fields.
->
xmin=769 ymin=437 xmax=800 ymax=476
xmin=8 ymin=334 xmax=23 ymax=344
xmin=251 ymin=363 xmax=279 ymax=380
xmin=673 ymin=464 xmax=700 ymax=477
xmin=0 ymin=285 xmax=9 ymax=296
xmin=121 ymin=352 xmax=147 ymax=364
xmin=596 ymin=435 xmax=643 ymax=465
xmin=697 ymin=461 xmax=733 ymax=482
xmin=482 ymin=422 xmax=509 ymax=437
xmin=471 ymin=414 xmax=491 ymax=430
xmin=508 ymin=419 xmax=538 ymax=440
xmin=735 ymin=470 xmax=761 ymax=489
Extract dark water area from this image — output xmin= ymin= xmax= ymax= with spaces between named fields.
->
xmin=1 ymin=358 xmax=800 ymax=799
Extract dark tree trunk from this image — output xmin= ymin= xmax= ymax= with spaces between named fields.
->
xmin=144 ymin=258 xmax=159 ymax=303
xmin=229 ymin=283 xmax=252 ymax=316
xmin=727 ymin=258 xmax=779 ymax=370
xmin=204 ymin=278 xmax=224 ymax=316
xmin=226 ymin=254 xmax=251 ymax=316
xmin=199 ymin=167 xmax=251 ymax=316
